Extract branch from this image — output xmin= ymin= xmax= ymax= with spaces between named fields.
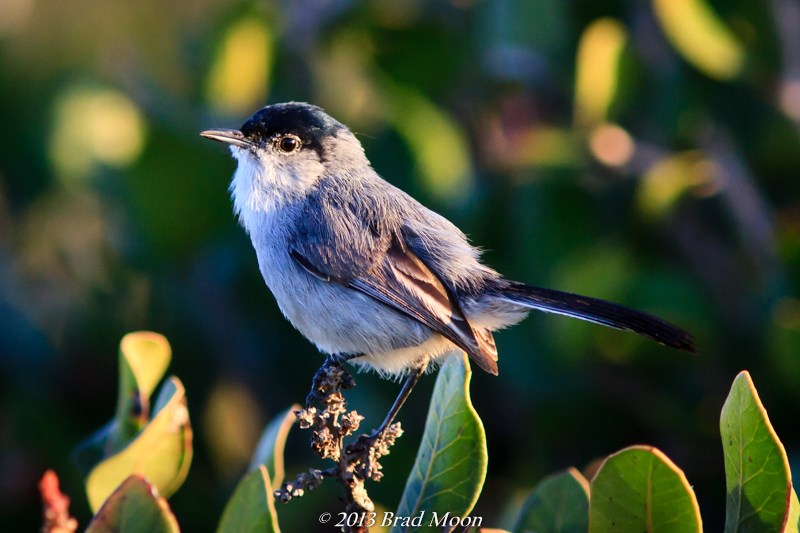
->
xmin=275 ymin=357 xmax=402 ymax=532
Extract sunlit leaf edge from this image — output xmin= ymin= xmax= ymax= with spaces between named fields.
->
xmin=513 ymin=466 xmax=590 ymax=533
xmin=393 ymin=352 xmax=488 ymax=533
xmin=722 ymin=371 xmax=793 ymax=533
xmin=85 ymin=475 xmax=180 ymax=533
xmin=217 ymin=465 xmax=280 ymax=533
xmin=249 ymin=403 xmax=299 ymax=490
xmin=86 ymin=377 xmax=192 ymax=512
xmin=589 ymin=445 xmax=702 ymax=533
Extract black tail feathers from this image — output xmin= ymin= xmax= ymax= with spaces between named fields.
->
xmin=494 ymin=281 xmax=697 ymax=354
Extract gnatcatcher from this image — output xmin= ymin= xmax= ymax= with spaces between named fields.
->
xmin=201 ymin=102 xmax=696 ymax=437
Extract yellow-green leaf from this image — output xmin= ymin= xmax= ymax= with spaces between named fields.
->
xmin=386 ymin=84 xmax=473 ymax=203
xmin=113 ymin=332 xmax=172 ymax=447
xmin=86 ymin=475 xmax=180 ymax=533
xmin=217 ymin=466 xmax=280 ymax=533
xmin=785 ymin=489 xmax=800 ymax=533
xmin=86 ymin=377 xmax=192 ymax=512
xmin=74 ymin=332 xmax=172 ymax=474
xmin=249 ymin=404 xmax=299 ymax=489
xmin=722 ymin=371 xmax=793 ymax=532
xmin=636 ymin=151 xmax=716 ymax=218
xmin=574 ymin=18 xmax=628 ymax=127
xmin=589 ymin=445 xmax=702 ymax=533
xmin=120 ymin=332 xmax=172 ymax=402
xmin=652 ymin=0 xmax=745 ymax=80
xmin=206 ymin=17 xmax=273 ymax=116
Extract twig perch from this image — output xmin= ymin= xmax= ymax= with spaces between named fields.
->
xmin=275 ymin=357 xmax=402 ymax=532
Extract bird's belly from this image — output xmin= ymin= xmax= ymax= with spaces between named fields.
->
xmin=255 ymin=244 xmax=446 ymax=374
xmin=350 ymin=335 xmax=459 ymax=377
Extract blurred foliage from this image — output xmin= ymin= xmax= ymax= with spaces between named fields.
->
xmin=74 ymin=333 xmax=191 ymax=513
xmin=3 ymin=0 xmax=800 ymax=531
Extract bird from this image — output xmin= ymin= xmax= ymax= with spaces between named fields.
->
xmin=201 ymin=102 xmax=696 ymax=438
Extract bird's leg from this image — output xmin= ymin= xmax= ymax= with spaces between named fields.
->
xmin=366 ymin=354 xmax=430 ymax=444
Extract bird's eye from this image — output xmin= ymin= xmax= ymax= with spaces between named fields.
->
xmin=278 ymin=136 xmax=300 ymax=153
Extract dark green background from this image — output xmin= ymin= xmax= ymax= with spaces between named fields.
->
xmin=1 ymin=0 xmax=799 ymax=530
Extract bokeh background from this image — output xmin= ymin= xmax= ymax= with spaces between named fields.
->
xmin=2 ymin=0 xmax=800 ymax=530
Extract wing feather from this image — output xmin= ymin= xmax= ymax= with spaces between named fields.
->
xmin=290 ymin=235 xmax=499 ymax=374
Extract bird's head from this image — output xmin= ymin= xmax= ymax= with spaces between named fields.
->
xmin=201 ymin=102 xmax=367 ymax=225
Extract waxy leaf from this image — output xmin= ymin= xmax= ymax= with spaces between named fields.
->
xmin=85 ymin=475 xmax=179 ymax=533
xmin=589 ymin=445 xmax=701 ymax=533
xmin=74 ymin=332 xmax=172 ymax=474
xmin=722 ymin=371 xmax=792 ymax=533
xmin=215 ymin=406 xmax=297 ymax=533
xmin=118 ymin=332 xmax=172 ymax=410
xmin=86 ymin=377 xmax=193 ymax=512
xmin=513 ymin=467 xmax=590 ymax=533
xmin=786 ymin=489 xmax=800 ymax=533
xmin=217 ymin=465 xmax=280 ymax=533
xmin=112 ymin=332 xmax=173 ymax=450
xmin=393 ymin=352 xmax=488 ymax=533
xmin=249 ymin=404 xmax=299 ymax=489
xmin=216 ymin=406 xmax=297 ymax=533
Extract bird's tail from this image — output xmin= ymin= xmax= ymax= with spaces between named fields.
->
xmin=491 ymin=281 xmax=697 ymax=354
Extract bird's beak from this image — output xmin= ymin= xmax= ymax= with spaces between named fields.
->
xmin=200 ymin=128 xmax=253 ymax=149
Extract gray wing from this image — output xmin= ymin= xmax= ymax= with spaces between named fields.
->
xmin=289 ymin=223 xmax=499 ymax=374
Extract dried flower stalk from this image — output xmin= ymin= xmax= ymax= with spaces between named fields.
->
xmin=276 ymin=357 xmax=402 ymax=532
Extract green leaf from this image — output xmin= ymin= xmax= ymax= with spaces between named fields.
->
xmin=393 ymin=352 xmax=488 ymax=533
xmin=120 ymin=332 xmax=172 ymax=407
xmin=722 ymin=371 xmax=793 ymax=532
xmin=86 ymin=377 xmax=193 ymax=512
xmin=249 ymin=404 xmax=299 ymax=490
xmin=215 ymin=406 xmax=296 ymax=533
xmin=589 ymin=445 xmax=701 ymax=533
xmin=85 ymin=475 xmax=180 ymax=533
xmin=114 ymin=332 xmax=173 ymax=448
xmin=74 ymin=332 xmax=172 ymax=474
xmin=785 ymin=489 xmax=800 ymax=533
xmin=513 ymin=467 xmax=590 ymax=533
xmin=217 ymin=465 xmax=280 ymax=533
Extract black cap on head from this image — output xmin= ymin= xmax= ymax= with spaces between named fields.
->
xmin=240 ymin=102 xmax=346 ymax=158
